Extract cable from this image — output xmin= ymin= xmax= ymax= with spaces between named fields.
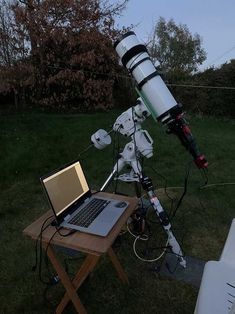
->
xmin=208 ymin=44 xmax=235 ymax=66
xmin=114 ymin=126 xmax=121 ymax=194
xmin=126 ymin=220 xmax=149 ymax=240
xmin=133 ymin=235 xmax=169 ymax=263
xmin=200 ymin=182 xmax=235 ymax=189
xmin=126 ymin=219 xmax=169 ymax=262
xmin=200 ymin=168 xmax=209 ymax=187
xmin=56 ymin=227 xmax=77 ymax=237
xmin=77 ymin=143 xmax=94 ymax=159
xmin=148 ymin=166 xmax=175 ymax=216
xmin=40 ymin=228 xmax=60 ymax=285
xmin=34 ymin=214 xmax=77 ymax=286
xmin=32 ymin=215 xmax=54 ymax=273
xmin=131 ymin=107 xmax=143 ymax=189
xmin=110 ymin=124 xmax=122 ymax=194
xmin=168 ymin=83 xmax=235 ymax=90
xmin=170 ymin=161 xmax=192 ymax=221
xmin=45 ymin=63 xmax=235 ymax=91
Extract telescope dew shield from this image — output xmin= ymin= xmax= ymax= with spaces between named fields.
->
xmin=114 ymin=31 xmax=177 ymax=121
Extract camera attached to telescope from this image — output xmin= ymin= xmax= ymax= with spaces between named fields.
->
xmin=114 ymin=31 xmax=208 ymax=169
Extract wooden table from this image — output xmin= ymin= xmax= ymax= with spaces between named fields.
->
xmin=23 ymin=192 xmax=138 ymax=314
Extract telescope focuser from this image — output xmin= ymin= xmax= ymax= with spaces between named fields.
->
xmin=166 ymin=112 xmax=208 ymax=169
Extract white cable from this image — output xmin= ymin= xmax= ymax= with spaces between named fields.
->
xmin=126 ymin=221 xmax=149 ymax=240
xmin=200 ymin=182 xmax=235 ymax=189
xmin=133 ymin=235 xmax=169 ymax=263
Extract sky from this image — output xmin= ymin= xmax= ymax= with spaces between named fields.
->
xmin=114 ymin=0 xmax=235 ymax=70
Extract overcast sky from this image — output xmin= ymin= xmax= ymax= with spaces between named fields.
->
xmin=114 ymin=0 xmax=235 ymax=70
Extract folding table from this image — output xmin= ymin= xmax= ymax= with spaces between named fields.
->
xmin=23 ymin=192 xmax=138 ymax=313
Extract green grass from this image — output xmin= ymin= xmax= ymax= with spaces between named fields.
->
xmin=0 ymin=109 xmax=234 ymax=313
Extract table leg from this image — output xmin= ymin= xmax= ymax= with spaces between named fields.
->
xmin=56 ymin=254 xmax=100 ymax=314
xmin=46 ymin=245 xmax=87 ymax=314
xmin=107 ymin=247 xmax=129 ymax=284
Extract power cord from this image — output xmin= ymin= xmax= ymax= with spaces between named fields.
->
xmin=32 ymin=215 xmax=54 ymax=274
xmin=170 ymin=161 xmax=192 ymax=221
xmin=32 ymin=215 xmax=77 ymax=286
xmin=126 ymin=220 xmax=169 ymax=263
xmin=148 ymin=166 xmax=175 ymax=216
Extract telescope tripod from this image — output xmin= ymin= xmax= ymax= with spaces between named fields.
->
xmin=100 ymin=140 xmax=186 ymax=268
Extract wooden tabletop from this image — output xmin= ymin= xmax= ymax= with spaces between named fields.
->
xmin=23 ymin=192 xmax=138 ymax=255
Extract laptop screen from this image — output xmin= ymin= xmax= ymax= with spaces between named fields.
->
xmin=42 ymin=161 xmax=89 ymax=217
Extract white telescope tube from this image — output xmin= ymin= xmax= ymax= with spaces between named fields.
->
xmin=114 ymin=32 xmax=177 ymax=121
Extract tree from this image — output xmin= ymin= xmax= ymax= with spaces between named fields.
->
xmin=0 ymin=0 xmax=129 ymax=111
xmin=192 ymin=60 xmax=235 ymax=117
xmin=148 ymin=17 xmax=206 ymax=78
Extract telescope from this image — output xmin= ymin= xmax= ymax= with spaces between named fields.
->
xmin=114 ymin=31 xmax=208 ymax=169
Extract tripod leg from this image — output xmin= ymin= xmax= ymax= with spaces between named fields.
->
xmin=141 ymin=176 xmax=186 ymax=268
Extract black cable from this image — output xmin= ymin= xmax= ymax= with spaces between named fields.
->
xmin=111 ymin=125 xmax=118 ymax=192
xmin=36 ymin=218 xmax=76 ymax=286
xmin=56 ymin=227 xmax=77 ymax=237
xmin=77 ymin=143 xmax=94 ymax=160
xmin=44 ymin=63 xmax=235 ymax=91
xmin=39 ymin=227 xmax=60 ymax=285
xmin=148 ymin=166 xmax=175 ymax=216
xmin=32 ymin=215 xmax=54 ymax=273
xmin=114 ymin=126 xmax=121 ymax=194
xmin=43 ymin=226 xmax=77 ymax=277
xmin=200 ymin=168 xmax=209 ymax=188
xmin=170 ymin=161 xmax=192 ymax=221
xmin=131 ymin=107 xmax=145 ymax=211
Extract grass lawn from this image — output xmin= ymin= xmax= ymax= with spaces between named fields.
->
xmin=0 ymin=108 xmax=234 ymax=313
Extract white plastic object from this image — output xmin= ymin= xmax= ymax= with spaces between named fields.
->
xmin=91 ymin=129 xmax=111 ymax=150
xmin=220 ymin=219 xmax=235 ymax=265
xmin=195 ymin=261 xmax=235 ymax=314
xmin=134 ymin=98 xmax=150 ymax=118
xmin=133 ymin=130 xmax=153 ymax=158
xmin=195 ymin=219 xmax=235 ymax=314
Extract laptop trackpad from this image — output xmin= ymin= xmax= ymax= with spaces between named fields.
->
xmin=98 ymin=207 xmax=125 ymax=223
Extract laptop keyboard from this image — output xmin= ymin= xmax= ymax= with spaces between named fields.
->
xmin=69 ymin=198 xmax=111 ymax=228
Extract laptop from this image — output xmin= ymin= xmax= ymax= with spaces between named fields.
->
xmin=40 ymin=160 xmax=129 ymax=236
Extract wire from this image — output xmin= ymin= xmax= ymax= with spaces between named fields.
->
xmin=131 ymin=107 xmax=143 ymax=178
xmin=32 ymin=215 xmax=54 ymax=273
xmin=77 ymin=143 xmax=94 ymax=159
xmin=200 ymin=182 xmax=235 ymax=189
xmin=45 ymin=63 xmax=235 ymax=91
xmin=208 ymin=44 xmax=235 ymax=66
xmin=148 ymin=166 xmax=175 ymax=216
xmin=200 ymin=168 xmax=209 ymax=187
xmin=133 ymin=235 xmax=169 ymax=263
xmin=44 ymin=228 xmax=61 ymax=269
xmin=126 ymin=220 xmax=149 ymax=240
xmin=114 ymin=126 xmax=121 ymax=194
xmin=56 ymin=227 xmax=77 ymax=237
xmin=34 ymin=213 xmax=77 ymax=286
xmin=126 ymin=219 xmax=169 ymax=263
xmin=170 ymin=161 xmax=192 ymax=221
xmin=168 ymin=83 xmax=235 ymax=90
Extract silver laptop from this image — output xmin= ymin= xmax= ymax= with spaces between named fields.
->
xmin=40 ymin=160 xmax=129 ymax=236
